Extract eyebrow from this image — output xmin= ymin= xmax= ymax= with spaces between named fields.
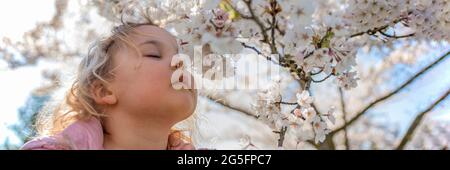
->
xmin=139 ymin=40 xmax=179 ymax=53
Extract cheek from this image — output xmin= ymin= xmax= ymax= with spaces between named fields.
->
xmin=139 ymin=66 xmax=196 ymax=119
xmin=130 ymin=64 xmax=172 ymax=101
xmin=113 ymin=59 xmax=196 ymax=120
xmin=113 ymin=60 xmax=172 ymax=109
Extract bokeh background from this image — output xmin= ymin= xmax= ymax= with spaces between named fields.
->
xmin=0 ymin=0 xmax=449 ymax=150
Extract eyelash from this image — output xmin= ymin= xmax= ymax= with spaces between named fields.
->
xmin=144 ymin=54 xmax=161 ymax=58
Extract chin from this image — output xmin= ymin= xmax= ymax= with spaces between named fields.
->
xmin=171 ymin=92 xmax=197 ymax=121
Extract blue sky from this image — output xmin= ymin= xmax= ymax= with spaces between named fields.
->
xmin=365 ymin=45 xmax=450 ymax=136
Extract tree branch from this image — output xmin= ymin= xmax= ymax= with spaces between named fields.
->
xmin=275 ymin=126 xmax=287 ymax=147
xmin=241 ymin=42 xmax=263 ymax=55
xmin=306 ymin=140 xmax=319 ymax=149
xmin=241 ymin=1 xmax=269 ymax=44
xmin=241 ymin=42 xmax=279 ymax=65
xmin=338 ymin=87 xmax=350 ymax=150
xmin=322 ymin=136 xmax=336 ymax=150
xmin=231 ymin=0 xmax=285 ymax=68
xmin=203 ymin=95 xmax=258 ymax=119
xmin=269 ymin=0 xmax=279 ymax=55
xmin=396 ymin=88 xmax=450 ymax=150
xmin=329 ymin=50 xmax=450 ymax=136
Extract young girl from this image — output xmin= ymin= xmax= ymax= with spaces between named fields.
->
xmin=21 ymin=22 xmax=198 ymax=150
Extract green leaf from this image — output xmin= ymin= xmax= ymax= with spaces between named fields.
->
xmin=220 ymin=0 xmax=241 ymax=20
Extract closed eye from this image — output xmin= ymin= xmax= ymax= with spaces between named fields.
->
xmin=144 ymin=54 xmax=161 ymax=58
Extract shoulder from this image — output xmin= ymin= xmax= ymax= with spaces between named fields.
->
xmin=21 ymin=117 xmax=104 ymax=150
xmin=20 ymin=135 xmax=71 ymax=150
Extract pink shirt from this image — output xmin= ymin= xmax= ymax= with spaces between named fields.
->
xmin=21 ymin=117 xmax=200 ymax=150
xmin=22 ymin=117 xmax=105 ymax=150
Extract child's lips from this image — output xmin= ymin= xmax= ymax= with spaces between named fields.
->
xmin=179 ymin=74 xmax=184 ymax=82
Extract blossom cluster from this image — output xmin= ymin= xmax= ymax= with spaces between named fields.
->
xmin=89 ymin=0 xmax=449 ymax=146
xmin=253 ymin=79 xmax=336 ymax=144
xmin=345 ymin=0 xmax=450 ymax=41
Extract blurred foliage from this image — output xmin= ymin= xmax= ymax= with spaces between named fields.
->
xmin=1 ymin=94 xmax=50 ymax=149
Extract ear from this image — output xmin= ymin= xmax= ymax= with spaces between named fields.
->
xmin=91 ymin=81 xmax=117 ymax=105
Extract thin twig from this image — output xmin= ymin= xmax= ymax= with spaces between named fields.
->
xmin=311 ymin=73 xmax=333 ymax=83
xmin=350 ymin=25 xmax=389 ymax=38
xmin=241 ymin=42 xmax=263 ymax=55
xmin=231 ymin=0 xmax=283 ymax=64
xmin=379 ymin=30 xmax=415 ymax=39
xmin=275 ymin=24 xmax=285 ymax=36
xmin=350 ymin=15 xmax=410 ymax=38
xmin=203 ymin=95 xmax=258 ymax=119
xmin=241 ymin=42 xmax=279 ymax=65
xmin=310 ymin=69 xmax=323 ymax=76
xmin=242 ymin=1 xmax=270 ymax=44
xmin=275 ymin=101 xmax=297 ymax=105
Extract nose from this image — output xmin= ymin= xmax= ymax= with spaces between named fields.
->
xmin=170 ymin=54 xmax=185 ymax=70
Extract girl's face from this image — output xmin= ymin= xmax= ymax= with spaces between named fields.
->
xmin=107 ymin=25 xmax=197 ymax=124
